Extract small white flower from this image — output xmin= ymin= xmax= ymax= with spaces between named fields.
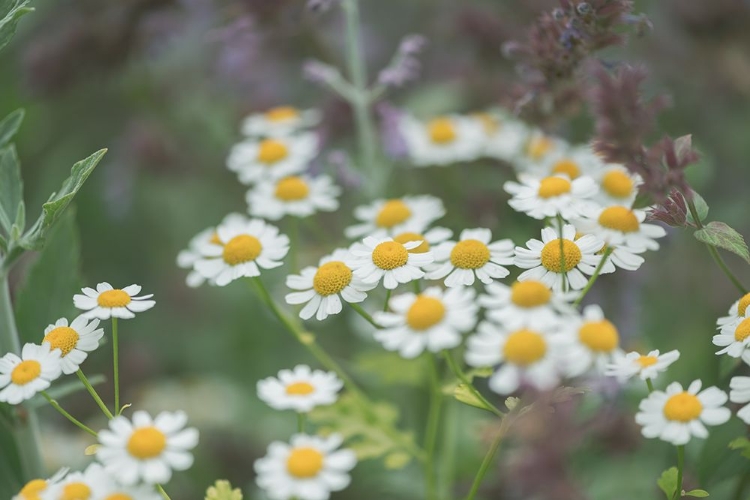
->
xmin=716 ymin=292 xmax=750 ymax=328
xmin=514 ymin=224 xmax=614 ymax=292
xmin=0 ymin=343 xmax=62 ymax=404
xmin=504 ymin=173 xmax=598 ymax=220
xmin=479 ymin=280 xmax=574 ymax=330
xmin=257 ymin=365 xmax=343 ymax=413
xmin=372 ymin=286 xmax=478 ymax=358
xmin=426 ymin=228 xmax=514 ymax=287
xmin=375 ymin=226 xmax=453 ymax=254
xmin=558 ymin=305 xmax=623 ymax=377
xmin=478 ymin=112 xmax=529 ymax=162
xmin=515 ymin=131 xmax=569 ymax=171
xmin=13 ymin=468 xmax=67 ymax=500
xmin=254 ymin=433 xmax=357 ymax=500
xmin=241 ymin=106 xmax=321 ymax=137
xmin=526 ymin=144 xmax=605 ymax=180
xmin=400 ymin=114 xmax=485 ymax=166
xmin=573 ymin=205 xmax=666 ymax=254
xmin=41 ymin=463 xmax=109 ymax=500
xmin=347 ymin=236 xmax=434 ymax=290
xmin=576 ymin=231 xmax=646 ymax=272
xmin=97 ymin=410 xmax=199 ymax=485
xmin=713 ymin=317 xmax=750 ymax=361
xmin=590 ymin=164 xmax=642 ymax=207
xmin=41 ymin=316 xmax=103 ymax=375
xmin=285 ymin=249 xmax=374 ymax=321
xmin=227 ymin=133 xmax=318 ymax=185
xmin=465 ymin=321 xmax=565 ymax=395
xmin=247 ymin=174 xmax=340 ymax=220
xmin=345 ymin=195 xmax=445 ymax=239
xmin=193 ymin=216 xmax=289 ymax=286
xmin=605 ymin=350 xmax=680 ymax=383
xmin=635 ymin=380 xmax=730 ymax=445
xmin=73 ymin=283 xmax=155 ymax=320
xmin=730 ymin=376 xmax=750 ymax=424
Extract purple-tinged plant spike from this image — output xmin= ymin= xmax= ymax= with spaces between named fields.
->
xmin=375 ymin=102 xmax=409 ymax=160
xmin=647 ymin=189 xmax=689 ymax=228
xmin=327 ymin=150 xmax=363 ymax=189
xmin=376 ymin=34 xmax=427 ymax=89
xmin=307 ymin=0 xmax=340 ymax=12
xmin=303 ymin=59 xmax=342 ymax=86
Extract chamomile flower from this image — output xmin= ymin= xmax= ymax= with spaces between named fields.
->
xmin=193 ymin=217 xmax=289 ymax=286
xmin=380 ymin=226 xmax=453 ymax=255
xmin=479 ymin=280 xmax=574 ymax=330
xmin=636 ymin=380 xmax=730 ymax=445
xmin=347 ymin=236 xmax=434 ymax=290
xmin=399 ymin=114 xmax=485 ymax=166
xmin=241 ymin=106 xmax=321 ymax=137
xmin=426 ymin=228 xmax=514 ymax=287
xmin=713 ymin=317 xmax=750 ymax=361
xmin=516 ymin=130 xmax=568 ymax=171
xmin=247 ymin=174 xmax=340 ymax=220
xmin=503 ymin=173 xmax=598 ymax=220
xmin=605 ymin=350 xmax=680 ymax=383
xmin=529 ymin=145 xmax=605 ymax=180
xmin=478 ymin=112 xmax=529 ymax=162
xmin=591 ymin=164 xmax=642 ymax=207
xmin=13 ymin=469 xmax=67 ymax=500
xmin=227 ymin=133 xmax=318 ymax=185
xmin=285 ymin=249 xmax=374 ymax=321
xmin=0 ymin=343 xmax=62 ymax=404
xmin=729 ymin=376 xmax=750 ymax=424
xmin=344 ymin=195 xmax=445 ymax=239
xmin=559 ymin=305 xmax=623 ymax=377
xmin=573 ymin=205 xmax=666 ymax=253
xmin=717 ymin=292 xmax=750 ymax=328
xmin=41 ymin=463 xmax=107 ymax=500
xmin=91 ymin=481 xmax=162 ymax=500
xmin=514 ymin=224 xmax=613 ymax=292
xmin=372 ymin=287 xmax=478 ymax=358
xmin=574 ymin=231 xmax=646 ymax=271
xmin=73 ymin=283 xmax=155 ymax=320
xmin=257 ymin=365 xmax=343 ymax=413
xmin=465 ymin=321 xmax=564 ymax=395
xmin=254 ymin=433 xmax=357 ymax=500
xmin=97 ymin=410 xmax=199 ymax=485
xmin=41 ymin=316 xmax=103 ymax=375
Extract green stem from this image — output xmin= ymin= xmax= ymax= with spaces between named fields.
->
xmin=41 ymin=391 xmax=97 ymax=437
xmin=646 ymin=378 xmax=654 ymax=393
xmin=673 ymin=445 xmax=685 ymax=500
xmin=443 ymin=351 xmax=504 ymax=418
xmin=413 ymin=280 xmax=422 ymax=294
xmin=556 ymin=215 xmax=568 ymax=293
xmin=438 ymin=400 xmax=457 ymax=500
xmin=297 ymin=412 xmax=306 ymax=433
xmin=573 ymin=247 xmax=614 ymax=307
xmin=424 ymin=355 xmax=442 ymax=500
xmin=289 ymin=217 xmax=300 ymax=274
xmin=112 ymin=317 xmax=120 ymax=415
xmin=77 ymin=370 xmax=113 ymax=419
xmin=156 ymin=484 xmax=172 ymax=500
xmin=464 ymin=417 xmax=511 ymax=500
xmin=731 ymin=467 xmax=750 ymax=500
xmin=383 ymin=289 xmax=392 ymax=312
xmin=348 ymin=302 xmax=381 ymax=328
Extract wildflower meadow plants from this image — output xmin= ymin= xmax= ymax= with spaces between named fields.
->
xmin=3 ymin=1 xmax=750 ymax=500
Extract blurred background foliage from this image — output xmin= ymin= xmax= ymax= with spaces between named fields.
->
xmin=1 ymin=0 xmax=750 ymax=498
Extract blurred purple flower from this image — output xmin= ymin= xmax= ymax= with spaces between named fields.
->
xmin=209 ymin=15 xmax=261 ymax=87
xmin=327 ymin=150 xmax=363 ymax=189
xmin=376 ymin=34 xmax=427 ymax=88
xmin=376 ymin=102 xmax=409 ymax=160
xmin=303 ymin=59 xmax=343 ymax=86
xmin=307 ymin=0 xmax=340 ymax=12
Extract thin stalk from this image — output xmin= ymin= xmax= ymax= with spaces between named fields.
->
xmin=464 ymin=416 xmax=511 ymax=500
xmin=76 ymin=370 xmax=113 ymax=419
xmin=297 ymin=413 xmax=306 ymax=433
xmin=112 ymin=318 xmax=120 ymax=415
xmin=424 ymin=355 xmax=442 ymax=500
xmin=443 ymin=351 xmax=504 ymax=418
xmin=156 ymin=484 xmax=172 ymax=500
xmin=646 ymin=379 xmax=654 ymax=393
xmin=348 ymin=302 xmax=381 ymax=328
xmin=556 ymin=215 xmax=568 ymax=293
xmin=41 ymin=391 xmax=97 ymax=437
xmin=383 ymin=289 xmax=392 ymax=312
xmin=573 ymin=247 xmax=614 ymax=306
xmin=438 ymin=401 xmax=458 ymax=500
xmin=673 ymin=445 xmax=685 ymax=500
xmin=731 ymin=468 xmax=750 ymax=500
xmin=413 ymin=280 xmax=422 ymax=294
xmin=288 ymin=217 xmax=300 ymax=274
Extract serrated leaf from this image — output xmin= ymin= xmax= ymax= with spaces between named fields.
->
xmin=694 ymin=221 xmax=750 ymax=264
xmin=657 ymin=467 xmax=678 ymax=499
xmin=205 ymin=480 xmax=243 ymax=500
xmin=0 ymin=145 xmax=22 ymax=235
xmin=0 ymin=109 xmax=24 ymax=148
xmin=685 ymin=490 xmax=709 ymax=498
xmin=0 ymin=0 xmax=33 ymax=52
xmin=686 ymin=190 xmax=709 ymax=225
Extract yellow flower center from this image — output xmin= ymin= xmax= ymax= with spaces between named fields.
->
xmin=286 ymin=382 xmax=315 ymax=395
xmin=537 ymin=176 xmax=572 ymax=199
xmin=375 ymin=200 xmax=412 ymax=228
xmin=105 ymin=495 xmax=133 ymax=500
xmin=473 ymin=113 xmax=500 ymax=134
xmin=265 ymin=106 xmax=299 ymax=122
xmin=19 ymin=479 xmax=47 ymax=499
xmin=526 ymin=136 xmax=553 ymax=159
xmin=551 ymin=158 xmax=580 ymax=179
xmin=510 ymin=281 xmax=552 ymax=308
xmin=393 ymin=232 xmax=430 ymax=253
xmin=97 ymin=290 xmax=131 ymax=308
xmin=257 ymin=139 xmax=289 ymax=164
xmin=597 ymin=206 xmax=640 ymax=233
xmin=313 ymin=261 xmax=352 ymax=296
xmin=578 ymin=320 xmax=619 ymax=352
xmin=663 ymin=392 xmax=703 ymax=422
xmin=43 ymin=327 xmax=80 ymax=356
xmin=127 ymin=427 xmax=167 ymax=460
xmin=734 ymin=318 xmax=750 ymax=342
xmin=61 ymin=483 xmax=91 ymax=500
xmin=11 ymin=360 xmax=41 ymax=386
xmin=540 ymin=239 xmax=582 ymax=272
xmin=427 ymin=117 xmax=457 ymax=144
xmin=637 ymin=355 xmax=658 ymax=368
xmin=450 ymin=239 xmax=490 ymax=269
xmin=406 ymin=296 xmax=446 ymax=331
xmin=286 ymin=447 xmax=324 ymax=478
xmin=222 ymin=235 xmax=262 ymax=265
xmin=274 ymin=176 xmax=310 ymax=201
xmin=372 ymin=241 xmax=409 ymax=270
xmin=737 ymin=293 xmax=750 ymax=317
xmin=503 ymin=329 xmax=547 ymax=366
xmin=601 ymin=170 xmax=634 ymax=198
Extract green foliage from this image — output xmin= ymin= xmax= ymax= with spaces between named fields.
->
xmin=686 ymin=190 xmax=709 ymax=225
xmin=0 ymin=404 xmax=22 ymax=497
xmin=0 ymin=0 xmax=33 ymax=52
xmin=205 ymin=480 xmax=243 ymax=500
xmin=0 ymin=145 xmax=23 ymax=239
xmin=694 ymin=221 xmax=750 ymax=264
xmin=0 ymin=109 xmax=23 ymax=148
xmin=728 ymin=437 xmax=750 ymax=459
xmin=354 ymin=351 xmax=428 ymax=387
xmin=657 ymin=467 xmax=678 ymax=499
xmin=684 ymin=490 xmax=710 ymax=498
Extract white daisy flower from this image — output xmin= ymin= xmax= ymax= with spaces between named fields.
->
xmin=254 ymin=433 xmax=357 ymax=500
xmin=347 ymin=236 xmax=434 ymax=290
xmin=713 ymin=317 xmax=750 ymax=361
xmin=257 ymin=365 xmax=343 ymax=413
xmin=730 ymin=376 xmax=750 ymax=424
xmin=241 ymin=106 xmax=321 ymax=137
xmin=515 ymin=130 xmax=568 ymax=171
xmin=478 ymin=112 xmax=530 ymax=162
xmin=41 ymin=463 xmax=108 ymax=500
xmin=372 ymin=286 xmax=479 ymax=358
xmin=247 ymin=174 xmax=341 ymax=220
xmin=0 ymin=343 xmax=62 ymax=404
xmin=400 ymin=114 xmax=485 ymax=166
xmin=97 ymin=410 xmax=199 ymax=485
xmin=590 ymin=164 xmax=642 ymax=207
xmin=41 ymin=316 xmax=104 ymax=375
xmin=514 ymin=224 xmax=614 ymax=292
xmin=344 ymin=195 xmax=445 ymax=239
xmin=558 ymin=305 xmax=623 ymax=377
xmin=193 ymin=217 xmax=289 ymax=286
xmin=573 ymin=231 xmax=645 ymax=272
xmin=635 ymin=380 xmax=730 ymax=445
xmin=716 ymin=292 xmax=750 ymax=328
xmin=503 ymin=173 xmax=598 ymax=220
xmin=227 ymin=133 xmax=318 ymax=185
xmin=285 ymin=249 xmax=374 ymax=321
xmin=465 ymin=321 xmax=565 ymax=395
xmin=426 ymin=228 xmax=514 ymax=287
xmin=73 ymin=283 xmax=155 ymax=320
xmin=13 ymin=468 xmax=67 ymax=500
xmin=573 ymin=205 xmax=666 ymax=253
xmin=479 ymin=280 xmax=574 ymax=330
xmin=605 ymin=350 xmax=680 ymax=383
xmin=527 ymin=144 xmax=606 ymax=180
xmin=379 ymin=226 xmax=453 ymax=255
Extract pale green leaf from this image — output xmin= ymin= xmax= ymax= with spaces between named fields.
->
xmin=205 ymin=480 xmax=243 ymax=500
xmin=686 ymin=190 xmax=709 ymax=225
xmin=694 ymin=221 xmax=750 ymax=264
xmin=0 ymin=0 xmax=33 ymax=52
xmin=685 ymin=490 xmax=709 ymax=498
xmin=0 ymin=109 xmax=24 ymax=148
xmin=0 ymin=145 xmax=22 ymax=235
xmin=657 ymin=467 xmax=678 ymax=499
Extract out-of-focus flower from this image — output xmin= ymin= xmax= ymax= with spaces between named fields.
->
xmin=479 ymin=111 xmax=530 ymax=163
xmin=376 ymin=34 xmax=427 ymax=89
xmin=573 ymin=205 xmax=666 ymax=253
xmin=399 ymin=114 xmax=485 ymax=167
xmin=303 ymin=59 xmax=344 ymax=87
xmin=590 ymin=164 xmax=642 ymax=207
xmin=241 ymin=107 xmax=322 ymax=138
xmin=307 ymin=0 xmax=340 ymax=12
xmin=13 ymin=468 xmax=67 ymax=500
xmin=605 ymin=349 xmax=680 ymax=382
xmin=0 ymin=343 xmax=62 ymax=405
xmin=74 ymin=283 xmax=155 ymax=320
xmin=559 ymin=305 xmax=623 ymax=377
xmin=177 ymin=214 xmax=247 ymax=288
xmin=41 ymin=316 xmax=104 ymax=375
xmin=347 ymin=236 xmax=434 ymax=290
xmin=345 ymin=196 xmax=445 ymax=239
xmin=257 ymin=365 xmax=343 ymax=413
xmin=42 ymin=463 xmax=112 ymax=500
xmin=247 ymin=175 xmax=340 ymax=220
xmin=504 ymin=174 xmax=599 ymax=220
xmin=480 ymin=280 xmax=575 ymax=330
xmin=227 ymin=133 xmax=318 ymax=185
xmin=730 ymin=376 xmax=750 ymax=424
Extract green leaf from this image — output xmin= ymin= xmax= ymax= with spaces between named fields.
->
xmin=205 ymin=480 xmax=243 ymax=500
xmin=452 ymin=383 xmax=488 ymax=411
xmin=20 ymin=149 xmax=106 ymax=250
xmin=0 ymin=109 xmax=24 ymax=148
xmin=686 ymin=190 xmax=709 ymax=225
xmin=728 ymin=436 xmax=750 ymax=459
xmin=694 ymin=221 xmax=750 ymax=264
xmin=0 ymin=0 xmax=33 ymax=52
xmin=0 ymin=145 xmax=22 ymax=236
xmin=685 ymin=490 xmax=709 ymax=498
xmin=657 ymin=467 xmax=678 ymax=499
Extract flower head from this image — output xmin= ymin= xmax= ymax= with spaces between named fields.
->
xmin=558 ymin=305 xmax=623 ymax=377
xmin=504 ymin=173 xmax=598 ymax=220
xmin=241 ymin=106 xmax=321 ymax=137
xmin=73 ymin=283 xmax=155 ymax=320
xmin=605 ymin=349 xmax=680 ymax=383
xmin=13 ymin=468 xmax=67 ymax=500
xmin=480 ymin=280 xmax=574 ymax=330
xmin=573 ymin=205 xmax=666 ymax=253
xmin=399 ymin=114 xmax=485 ymax=167
xmin=41 ymin=463 xmax=107 ymax=500
xmin=0 ymin=343 xmax=62 ymax=404
xmin=257 ymin=365 xmax=343 ymax=413
xmin=716 ymin=292 xmax=750 ymax=329
xmin=479 ymin=111 xmax=529 ymax=162
xmin=227 ymin=133 xmax=318 ymax=185
xmin=41 ymin=316 xmax=103 ymax=374
xmin=345 ymin=195 xmax=445 ymax=239
xmin=347 ymin=236 xmax=433 ymax=290
xmin=177 ymin=214 xmax=247 ymax=288
xmin=590 ymin=164 xmax=642 ymax=207
xmin=247 ymin=174 xmax=340 ymax=220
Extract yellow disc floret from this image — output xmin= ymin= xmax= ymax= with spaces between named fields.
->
xmin=663 ymin=392 xmax=703 ymax=422
xmin=97 ymin=290 xmax=131 ymax=308
xmin=450 ymin=240 xmax=491 ymax=269
xmin=313 ymin=261 xmax=352 ymax=296
xmin=503 ymin=329 xmax=547 ymax=366
xmin=406 ymin=296 xmax=446 ymax=331
xmin=372 ymin=241 xmax=409 ymax=270
xmin=551 ymin=159 xmax=581 ymax=179
xmin=61 ymin=483 xmax=91 ymax=500
xmin=598 ymin=206 xmax=640 ymax=233
xmin=734 ymin=318 xmax=750 ymax=342
xmin=11 ymin=360 xmax=41 ymax=386
xmin=375 ymin=200 xmax=412 ymax=228
xmin=286 ymin=447 xmax=324 ymax=478
xmin=286 ymin=382 xmax=315 ymax=395
xmin=43 ymin=327 xmax=80 ymax=356
xmin=601 ymin=170 xmax=634 ymax=199
xmin=737 ymin=293 xmax=750 ymax=317
xmin=265 ymin=106 xmax=299 ymax=122
xmin=427 ymin=117 xmax=457 ymax=144
xmin=257 ymin=139 xmax=289 ymax=164
xmin=275 ymin=176 xmax=310 ymax=201
xmin=526 ymin=135 xmax=554 ymax=160
xmin=394 ymin=232 xmax=429 ymax=253
xmin=510 ymin=281 xmax=552 ymax=308
xmin=537 ymin=177 xmax=572 ymax=198
xmin=637 ymin=355 xmax=658 ymax=368
xmin=19 ymin=479 xmax=47 ymax=499
xmin=578 ymin=320 xmax=620 ymax=352
xmin=540 ymin=239 xmax=582 ymax=272
xmin=222 ymin=235 xmax=262 ymax=265
xmin=127 ymin=427 xmax=167 ymax=460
